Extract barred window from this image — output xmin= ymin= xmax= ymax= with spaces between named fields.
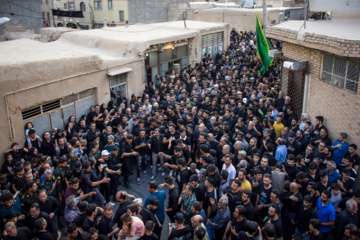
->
xmin=322 ymin=53 xmax=360 ymax=93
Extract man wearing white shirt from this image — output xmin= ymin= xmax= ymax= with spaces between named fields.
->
xmin=142 ymin=98 xmax=152 ymax=113
xmin=221 ymin=154 xmax=236 ymax=185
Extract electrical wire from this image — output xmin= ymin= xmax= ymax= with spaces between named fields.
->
xmin=5 ymin=0 xmax=43 ymax=15
xmin=0 ymin=11 xmax=43 ymax=19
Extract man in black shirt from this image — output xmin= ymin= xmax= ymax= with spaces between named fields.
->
xmin=175 ymin=158 xmax=189 ymax=194
xmin=121 ymin=135 xmax=138 ymax=188
xmin=242 ymin=190 xmax=255 ymax=221
xmin=25 ymin=203 xmax=54 ymax=239
xmin=207 ymin=164 xmax=221 ymax=191
xmin=37 ymin=189 xmax=60 ymax=237
xmin=236 ymin=221 xmax=261 ymax=240
xmin=98 ymin=204 xmax=119 ymax=238
xmin=34 ymin=218 xmax=55 ymax=240
xmin=266 ymin=204 xmax=283 ymax=240
xmin=335 ymin=199 xmax=359 ymax=240
xmin=73 ymin=201 xmax=88 ymax=227
xmin=189 ymin=174 xmax=205 ymax=204
xmin=296 ymin=195 xmax=317 ymax=238
xmin=159 ymin=176 xmax=179 ymax=223
xmin=141 ymin=221 xmax=159 ymax=240
xmin=255 ymin=156 xmax=272 ymax=175
xmin=3 ymin=222 xmax=31 ymax=240
xmin=162 ymin=123 xmax=179 ymax=156
xmin=223 ymin=205 xmax=249 ymax=240
xmin=257 ymin=173 xmax=273 ymax=221
xmin=223 ymin=179 xmax=242 ymax=214
xmin=113 ymin=190 xmax=135 ymax=229
xmin=308 ymin=218 xmax=323 ymax=240
xmin=148 ymin=128 xmax=165 ymax=178
xmin=134 ymin=128 xmax=150 ymax=185
xmin=80 ymin=160 xmax=109 ymax=208
xmin=282 ymin=182 xmax=303 ymax=240
xmin=82 ymin=203 xmax=103 ymax=232
xmin=284 ymin=154 xmax=297 ymax=181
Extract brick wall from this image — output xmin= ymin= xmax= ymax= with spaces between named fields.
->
xmin=282 ymin=42 xmax=360 ymax=145
xmin=267 ymin=28 xmax=360 ymax=58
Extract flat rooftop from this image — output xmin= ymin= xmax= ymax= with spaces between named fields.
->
xmin=59 ymin=20 xmax=227 ymax=46
xmin=0 ymin=21 xmax=228 ymax=68
xmin=270 ymin=19 xmax=360 ymax=41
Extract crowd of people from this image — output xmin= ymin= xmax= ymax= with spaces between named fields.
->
xmin=0 ymin=28 xmax=360 ymax=240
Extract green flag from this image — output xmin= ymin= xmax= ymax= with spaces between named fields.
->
xmin=256 ymin=12 xmax=273 ymax=74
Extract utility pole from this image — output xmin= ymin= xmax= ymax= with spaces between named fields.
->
xmin=304 ymin=0 xmax=307 ymax=29
xmin=263 ymin=0 xmax=267 ymax=32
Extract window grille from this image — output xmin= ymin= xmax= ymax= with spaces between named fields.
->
xmin=322 ymin=53 xmax=359 ymax=93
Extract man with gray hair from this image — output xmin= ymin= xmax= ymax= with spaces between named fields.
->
xmin=299 ymin=113 xmax=308 ymax=131
xmin=233 ymin=141 xmax=243 ymax=156
xmin=3 ymin=221 xmax=31 ymax=239
xmin=206 ymin=195 xmax=230 ymax=240
xmin=332 ymin=132 xmax=350 ymax=165
xmin=261 ymin=128 xmax=273 ymax=154
xmin=326 ymin=160 xmax=340 ymax=183
xmin=104 ymin=134 xmax=120 ymax=154
xmin=64 ymin=195 xmax=81 ymax=223
xmin=335 ymin=198 xmax=359 ymax=239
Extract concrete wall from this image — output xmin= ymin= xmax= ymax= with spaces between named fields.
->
xmin=309 ymin=0 xmax=360 ymax=19
xmin=187 ymin=23 xmax=231 ymax=65
xmin=127 ymin=0 xmax=190 ymax=25
xmin=281 ymin=42 xmax=360 ymax=144
xmin=188 ymin=8 xmax=280 ymax=32
xmin=0 ymin=46 xmax=144 ymax=159
xmin=0 ymin=0 xmax=42 ymax=34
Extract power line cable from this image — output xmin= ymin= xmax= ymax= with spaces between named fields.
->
xmin=5 ymin=0 xmax=43 ymax=15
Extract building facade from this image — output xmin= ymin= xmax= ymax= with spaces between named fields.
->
xmin=0 ymin=21 xmax=229 ymax=163
xmin=267 ymin=20 xmax=360 ymax=144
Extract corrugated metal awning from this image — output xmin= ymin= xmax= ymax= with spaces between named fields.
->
xmin=107 ymin=67 xmax=133 ymax=76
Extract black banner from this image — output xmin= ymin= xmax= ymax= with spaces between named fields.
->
xmin=52 ymin=9 xmax=84 ymax=18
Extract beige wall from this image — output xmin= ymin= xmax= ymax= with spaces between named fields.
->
xmin=189 ymin=8 xmax=279 ymax=32
xmin=185 ymin=24 xmax=230 ymax=65
xmin=282 ymin=42 xmax=360 ymax=144
xmin=53 ymin=0 xmax=92 ymax=27
xmin=92 ymin=0 xmax=128 ymax=25
xmin=0 ymin=56 xmax=143 ymax=162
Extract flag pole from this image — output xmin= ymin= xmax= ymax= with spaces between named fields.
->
xmin=263 ymin=0 xmax=267 ymax=33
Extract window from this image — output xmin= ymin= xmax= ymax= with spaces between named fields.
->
xmin=110 ymin=74 xmax=127 ymax=100
xmin=68 ymin=2 xmax=75 ymax=10
xmin=201 ymin=32 xmax=224 ymax=60
xmin=46 ymin=0 xmax=49 ymax=5
xmin=80 ymin=2 xmax=86 ymax=11
xmin=119 ymin=11 xmax=124 ymax=22
xmin=322 ymin=53 xmax=360 ymax=92
xmin=108 ymin=0 xmax=112 ymax=10
xmin=94 ymin=0 xmax=102 ymax=10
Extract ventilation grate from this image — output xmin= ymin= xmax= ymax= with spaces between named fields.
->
xmin=62 ymin=94 xmax=78 ymax=105
xmin=42 ymin=100 xmax=60 ymax=112
xmin=22 ymin=106 xmax=42 ymax=120
xmin=79 ymin=89 xmax=95 ymax=99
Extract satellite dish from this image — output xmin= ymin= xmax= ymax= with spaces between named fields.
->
xmin=0 ymin=17 xmax=10 ymax=26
